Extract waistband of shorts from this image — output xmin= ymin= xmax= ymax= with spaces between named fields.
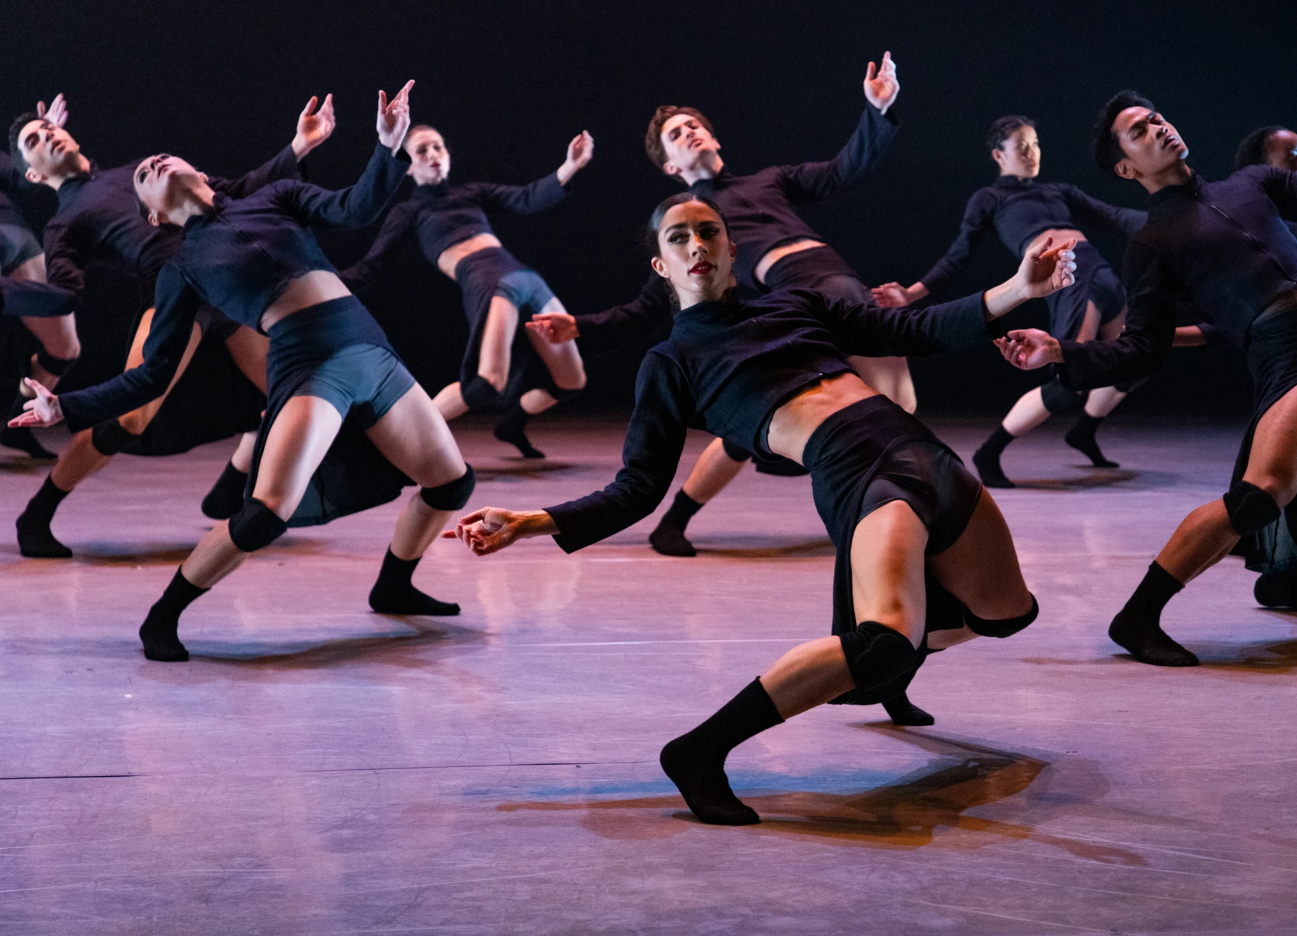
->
xmin=762 ymin=244 xmax=856 ymax=291
xmin=801 ymin=395 xmax=937 ymax=469
xmin=266 ymin=296 xmax=391 ymax=387
xmin=452 ymin=245 xmax=528 ymax=283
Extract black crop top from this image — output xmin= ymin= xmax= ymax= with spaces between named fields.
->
xmin=60 ymin=143 xmax=408 ymax=431
xmin=545 ymin=286 xmax=992 ymax=552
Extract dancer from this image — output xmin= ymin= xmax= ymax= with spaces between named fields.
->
xmin=13 ymin=81 xmax=473 ymax=663
xmin=447 ymin=193 xmax=1077 ymax=823
xmin=997 ymin=91 xmax=1297 ymax=666
xmin=873 ymin=115 xmax=1146 ymax=486
xmin=8 ymin=93 xmax=333 ymax=557
xmin=341 ymin=123 xmax=593 ymax=458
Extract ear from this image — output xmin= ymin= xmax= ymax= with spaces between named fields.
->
xmin=25 ymin=167 xmax=42 ymax=185
xmin=991 ymin=148 xmax=1006 ymax=171
xmin=147 ymin=212 xmax=161 ymax=227
xmin=1114 ymin=158 xmax=1137 ymax=181
xmin=661 ymin=160 xmax=683 ymax=179
xmin=198 ymin=172 xmax=209 ymax=183
xmin=729 ymin=241 xmax=737 ymax=262
xmin=650 ymin=256 xmax=670 ymax=280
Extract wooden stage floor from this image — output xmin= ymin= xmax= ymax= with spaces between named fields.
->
xmin=2 ymin=414 xmax=1295 ymax=934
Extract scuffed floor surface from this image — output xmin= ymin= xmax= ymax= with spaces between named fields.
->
xmin=2 ymin=413 xmax=1294 ymax=935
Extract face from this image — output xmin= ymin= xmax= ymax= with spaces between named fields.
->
xmin=133 ymin=154 xmax=207 ymax=225
xmin=17 ymin=119 xmax=82 ymax=181
xmin=1264 ymin=129 xmax=1297 ymax=171
xmin=1111 ymin=106 xmax=1188 ymax=180
xmin=658 ymin=113 xmax=720 ymax=178
xmin=405 ymin=128 xmax=450 ymax=185
xmin=650 ymin=201 xmax=736 ymax=303
xmin=992 ymin=125 xmax=1041 ymax=178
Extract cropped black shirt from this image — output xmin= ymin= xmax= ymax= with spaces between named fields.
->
xmin=341 ymin=171 xmax=567 ymax=290
xmin=60 ymin=143 xmax=408 ymax=431
xmin=545 ymin=287 xmax=991 ymax=552
xmin=921 ymin=175 xmax=1146 ymax=294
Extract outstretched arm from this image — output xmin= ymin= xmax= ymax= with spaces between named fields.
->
xmin=1063 ymin=185 xmax=1147 ymax=237
xmin=876 ymin=189 xmax=998 ymax=307
xmin=555 ymin=131 xmax=594 ymax=186
xmin=338 ymin=199 xmax=419 ymax=292
xmin=527 ymin=274 xmax=675 ymax=358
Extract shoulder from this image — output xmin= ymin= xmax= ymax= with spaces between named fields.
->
xmin=966 ymin=187 xmax=1001 ymax=212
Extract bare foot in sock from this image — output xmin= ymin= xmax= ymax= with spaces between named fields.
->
xmin=16 ymin=513 xmax=72 ymax=559
xmin=660 ymin=735 xmax=759 ymax=825
xmin=139 ymin=606 xmax=189 ymax=662
xmin=972 ymin=446 xmax=1015 ymax=488
xmin=201 ymin=463 xmax=249 ymax=520
xmin=649 ymin=523 xmax=697 ymax=557
xmin=493 ymin=420 xmax=545 ymax=459
xmin=1065 ymin=423 xmax=1119 ymax=468
xmin=368 ymin=582 xmax=460 ymax=616
xmin=1109 ymin=609 xmax=1198 ymax=666
xmin=882 ymin=692 xmax=935 ymax=726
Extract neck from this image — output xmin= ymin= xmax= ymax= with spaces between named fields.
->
xmin=168 ymin=183 xmax=218 ymax=226
xmin=1139 ymin=161 xmax=1193 ymax=194
xmin=679 ymin=153 xmax=724 ymax=187
xmin=675 ymin=279 xmax=735 ymax=309
xmin=44 ymin=153 xmax=92 ymax=190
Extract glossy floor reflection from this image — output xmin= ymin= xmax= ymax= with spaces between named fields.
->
xmin=2 ymin=414 xmax=1296 ymax=935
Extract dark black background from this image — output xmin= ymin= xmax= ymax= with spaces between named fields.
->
xmin=4 ymin=1 xmax=1294 ymax=415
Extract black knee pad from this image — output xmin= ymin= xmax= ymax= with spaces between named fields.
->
xmin=838 ymin=621 xmax=918 ymax=694
xmin=35 ymin=350 xmax=78 ymax=377
xmin=964 ymin=594 xmax=1039 ymax=638
xmin=1040 ymin=377 xmax=1084 ymax=415
xmin=544 ymin=383 xmax=583 ymax=403
xmin=721 ymin=439 xmax=754 ymax=462
xmin=227 ymin=497 xmax=288 ymax=552
xmin=1113 ymin=376 xmax=1148 ymax=394
xmin=421 ymin=465 xmax=476 ymax=511
xmin=90 ymin=420 xmax=141 ymax=456
xmin=461 ymin=375 xmax=504 ymax=410
xmin=1223 ymin=480 xmax=1281 ymax=537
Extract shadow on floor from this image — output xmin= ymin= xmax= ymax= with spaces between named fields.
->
xmin=696 ymin=537 xmax=835 ymax=559
xmin=192 ymin=618 xmax=487 ymax=670
xmin=0 ymin=456 xmax=52 ymax=474
xmin=475 ymin=461 xmax=580 ymax=481
xmin=1195 ymin=637 xmax=1297 ymax=673
xmin=1007 ymin=468 xmax=1149 ymax=491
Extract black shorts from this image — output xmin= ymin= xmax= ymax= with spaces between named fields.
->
xmin=1043 ymin=240 xmax=1126 ymax=340
xmin=0 ymin=224 xmax=43 ymax=276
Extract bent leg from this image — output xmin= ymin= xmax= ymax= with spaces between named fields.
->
xmin=974 ymin=386 xmax=1048 ymax=488
xmin=650 ymin=438 xmax=749 ymax=557
xmin=477 ymin=295 xmax=519 ymax=394
xmin=198 ymin=326 xmax=270 ymax=519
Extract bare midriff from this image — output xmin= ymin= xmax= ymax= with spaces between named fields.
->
xmin=765 ymin=371 xmax=878 ymax=466
xmin=754 ymin=238 xmax=828 ymax=285
xmin=437 ymin=233 xmax=505 ymax=280
xmin=1026 ymin=228 xmax=1086 ymax=253
xmin=259 ymin=270 xmax=353 ymax=332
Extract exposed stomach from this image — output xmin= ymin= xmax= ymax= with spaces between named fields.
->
xmin=765 ymin=371 xmax=878 ymax=466
xmin=437 ymin=233 xmax=504 ymax=279
xmin=1026 ymin=228 xmax=1086 ymax=254
xmin=754 ymin=238 xmax=827 ymax=285
xmin=259 ymin=270 xmax=352 ymax=332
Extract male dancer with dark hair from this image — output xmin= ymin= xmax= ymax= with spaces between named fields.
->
xmin=1236 ymin=125 xmax=1297 ymax=175
xmin=998 ymin=90 xmax=1297 ymax=667
xmin=9 ymin=93 xmax=334 ymax=557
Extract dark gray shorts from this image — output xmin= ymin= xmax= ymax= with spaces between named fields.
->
xmin=0 ymin=224 xmax=43 ymax=276
xmin=292 ymin=343 xmax=416 ymax=428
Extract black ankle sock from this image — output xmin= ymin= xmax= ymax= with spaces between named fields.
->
xmin=973 ymin=426 xmax=1016 ymax=488
xmin=140 ymin=567 xmax=208 ymax=662
xmin=368 ymin=547 xmax=460 ymax=616
xmin=16 ymin=475 xmax=72 ymax=558
xmin=1109 ymin=561 xmax=1197 ymax=666
xmin=1065 ymin=413 xmax=1119 ymax=468
xmin=201 ymin=461 xmax=249 ymax=520
xmin=660 ymin=678 xmax=783 ymax=825
xmin=882 ymin=692 xmax=935 ymax=727
xmin=649 ymin=490 xmax=704 ymax=557
xmin=493 ymin=403 xmax=544 ymax=458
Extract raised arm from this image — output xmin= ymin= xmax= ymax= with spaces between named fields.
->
xmin=1062 ymin=184 xmax=1147 ymax=237
xmin=338 ymin=198 xmax=419 ymax=293
xmin=209 ymin=144 xmax=304 ymax=199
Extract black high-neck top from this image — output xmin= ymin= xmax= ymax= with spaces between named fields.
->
xmin=921 ymin=175 xmax=1146 ymax=295
xmin=687 ymin=104 xmax=898 ymax=291
xmin=340 ymin=171 xmax=567 ymax=291
xmin=59 ymin=143 xmax=407 ymax=431
xmin=1057 ymin=166 xmax=1297 ymax=389
xmin=545 ymin=286 xmax=992 ymax=552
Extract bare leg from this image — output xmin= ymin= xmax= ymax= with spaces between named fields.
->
xmin=230 ymin=433 xmax=256 ymax=473
xmin=848 ymin=355 xmax=916 ymax=414
xmin=432 ymin=382 xmax=469 ymax=420
xmin=199 ymin=327 xmax=270 ymax=520
xmin=495 ymin=298 xmax=589 ymax=459
xmin=477 ymin=295 xmax=520 ymax=394
xmin=1065 ymin=304 xmax=1126 ymax=465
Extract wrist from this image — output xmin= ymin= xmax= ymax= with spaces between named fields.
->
xmin=519 ymin=510 xmax=557 ymax=537
xmin=982 ymin=279 xmax=1026 ymax=319
xmin=1049 ymin=340 xmax=1065 ymax=364
xmin=556 ymin=162 xmax=576 ymax=186
xmin=291 ymin=136 xmax=308 ymax=161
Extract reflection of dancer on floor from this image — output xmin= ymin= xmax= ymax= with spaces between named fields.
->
xmin=999 ymin=92 xmax=1297 ymax=667
xmin=874 ymin=115 xmax=1146 ymax=487
xmin=8 ymin=93 xmax=331 ymax=557
xmin=449 ymin=194 xmax=1077 ymax=823
xmin=341 ymin=124 xmax=592 ymax=459
xmin=14 ymin=83 xmax=475 ymax=663
xmin=530 ymin=51 xmax=912 ymax=556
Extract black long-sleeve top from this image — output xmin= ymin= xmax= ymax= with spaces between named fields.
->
xmin=340 ymin=171 xmax=567 ymax=291
xmin=689 ymin=104 xmax=898 ymax=291
xmin=921 ymin=175 xmax=1146 ymax=295
xmin=59 ymin=143 xmax=408 ymax=431
xmin=545 ymin=287 xmax=993 ymax=552
xmin=1057 ymin=167 xmax=1297 ymax=389
xmin=571 ymin=274 xmax=676 ymax=359
xmin=41 ymin=145 xmax=301 ymax=307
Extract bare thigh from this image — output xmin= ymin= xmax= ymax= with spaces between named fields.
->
xmin=1242 ymin=383 xmax=1297 ymax=507
xmin=364 ymin=383 xmax=467 ymax=487
xmin=117 ymin=309 xmax=204 ymax=434
xmin=478 ymin=295 xmax=519 ymax=386
xmin=1074 ymin=300 xmax=1102 ymax=343
xmin=524 ymin=296 xmax=586 ymax=390
xmin=224 ymin=326 xmax=270 ymax=393
xmin=849 ymin=500 xmax=930 ymax=647
xmin=20 ymin=313 xmax=80 ymax=359
xmin=1099 ymin=307 xmax=1127 ymax=341
xmin=927 ymin=488 xmax=1032 ymax=619
xmin=251 ymin=395 xmax=344 ymax=518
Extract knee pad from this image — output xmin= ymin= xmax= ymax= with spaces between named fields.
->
xmin=421 ymin=465 xmax=476 ymax=511
xmin=1040 ymin=377 xmax=1084 ymax=415
xmin=721 ymin=439 xmax=754 ymax=462
xmin=543 ymin=380 xmax=583 ymax=403
xmin=837 ymin=621 xmax=918 ymax=694
xmin=90 ymin=420 xmax=141 ymax=456
xmin=35 ymin=349 xmax=78 ymax=377
xmin=1223 ymin=480 xmax=1281 ymax=537
xmin=227 ymin=497 xmax=288 ymax=553
xmin=964 ymin=594 xmax=1039 ymax=638
xmin=461 ymin=375 xmax=504 ymax=411
xmin=1113 ymin=376 xmax=1148 ymax=394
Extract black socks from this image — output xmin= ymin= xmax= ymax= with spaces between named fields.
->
xmin=973 ymin=426 xmax=1016 ymax=488
xmin=1109 ymin=561 xmax=1198 ymax=666
xmin=493 ymin=403 xmax=544 ymax=459
xmin=881 ymin=691 xmax=936 ymax=727
xmin=16 ymin=475 xmax=72 ymax=558
xmin=660 ymin=678 xmax=784 ymax=825
xmin=140 ymin=567 xmax=209 ymax=662
xmin=201 ymin=461 xmax=249 ymax=520
xmin=1065 ymin=413 xmax=1119 ymax=468
xmin=1255 ymin=570 xmax=1297 ymax=609
xmin=649 ymin=490 xmax=704 ymax=557
xmin=368 ymin=547 xmax=460 ymax=616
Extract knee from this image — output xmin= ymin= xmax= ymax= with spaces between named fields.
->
xmin=476 ymin=364 xmax=509 ymax=393
xmin=1040 ymin=378 xmax=1084 ymax=415
xmin=227 ymin=497 xmax=289 ymax=552
xmin=963 ymin=593 xmax=1039 ymax=638
xmin=1225 ymin=479 xmax=1286 ymax=535
xmin=39 ymin=339 xmax=81 ymax=367
xmin=720 ymin=439 xmax=754 ymax=463
xmin=461 ymin=375 xmax=504 ymax=410
xmin=90 ymin=420 xmax=140 ymax=456
xmin=554 ymin=368 xmax=586 ymax=392
xmin=420 ymin=465 xmax=476 ymax=511
xmin=838 ymin=621 xmax=919 ymax=692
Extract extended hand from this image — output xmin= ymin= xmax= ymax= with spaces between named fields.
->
xmin=443 ymin=507 xmax=534 ymax=556
xmin=36 ymin=93 xmax=67 ymax=128
xmin=863 ymin=51 xmax=899 ymax=113
xmin=994 ymin=329 xmax=1063 ymax=370
xmin=377 ymin=81 xmax=415 ymax=153
xmin=525 ymin=311 xmax=579 ymax=344
xmin=558 ymin=131 xmax=595 ymax=185
xmin=6 ymin=379 xmax=63 ymax=428
xmin=1017 ymin=236 xmax=1077 ymax=299
xmin=292 ymin=94 xmax=336 ymax=160
xmin=871 ymin=282 xmax=911 ymax=307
